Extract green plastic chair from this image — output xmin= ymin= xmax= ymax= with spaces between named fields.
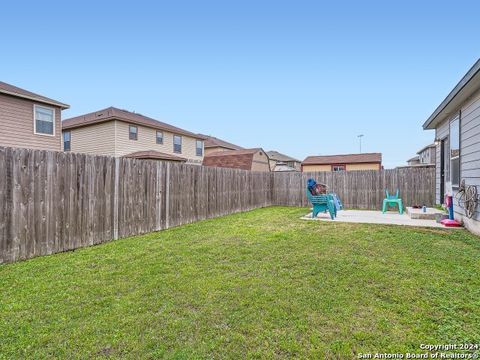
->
xmin=382 ymin=189 xmax=403 ymax=214
xmin=306 ymin=189 xmax=336 ymax=220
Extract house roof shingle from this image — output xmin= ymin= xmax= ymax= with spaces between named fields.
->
xmin=202 ymin=148 xmax=264 ymax=170
xmin=124 ymin=150 xmax=187 ymax=162
xmin=0 ymin=81 xmax=69 ymax=109
xmin=200 ymin=134 xmax=243 ymax=150
xmin=266 ymin=150 xmax=300 ymax=163
xmin=63 ymin=107 xmax=206 ymax=139
xmin=302 ymin=153 xmax=382 ymax=165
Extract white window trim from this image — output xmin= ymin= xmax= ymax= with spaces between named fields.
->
xmin=196 ymin=140 xmax=203 ymax=156
xmin=129 ymin=125 xmax=138 ymax=140
xmin=63 ymin=131 xmax=71 ymax=151
xmin=173 ymin=135 xmax=182 ymax=153
xmin=33 ymin=104 xmax=56 ymax=137
xmin=156 ymin=130 xmax=164 ymax=144
xmin=449 ymin=115 xmax=460 ymax=188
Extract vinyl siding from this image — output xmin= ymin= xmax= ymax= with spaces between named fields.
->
xmin=64 ymin=121 xmax=116 ymax=156
xmin=251 ymin=151 xmax=270 ymax=172
xmin=302 ymin=163 xmax=380 ymax=172
xmin=205 ymin=146 xmax=232 ymax=156
xmin=0 ymin=93 xmax=62 ymax=151
xmin=114 ymin=121 xmax=203 ymax=164
xmin=302 ymin=164 xmax=332 ymax=172
xmin=418 ymin=147 xmax=435 ymax=164
xmin=345 ymin=163 xmax=381 ymax=171
xmin=434 ymin=89 xmax=480 ymax=233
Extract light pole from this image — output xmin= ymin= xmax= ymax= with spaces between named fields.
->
xmin=358 ymin=134 xmax=364 ymax=153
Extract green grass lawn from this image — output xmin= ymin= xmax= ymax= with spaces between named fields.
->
xmin=1 ymin=207 xmax=479 ymax=359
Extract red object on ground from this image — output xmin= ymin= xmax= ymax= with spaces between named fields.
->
xmin=440 ymin=219 xmax=462 ymax=227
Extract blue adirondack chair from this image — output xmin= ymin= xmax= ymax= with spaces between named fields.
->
xmin=382 ymin=189 xmax=403 ymax=214
xmin=306 ymin=189 xmax=337 ymax=220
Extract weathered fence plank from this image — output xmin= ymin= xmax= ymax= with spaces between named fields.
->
xmin=0 ymin=146 xmax=435 ymax=264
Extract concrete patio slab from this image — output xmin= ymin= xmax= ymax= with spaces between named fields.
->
xmin=301 ymin=210 xmax=459 ymax=229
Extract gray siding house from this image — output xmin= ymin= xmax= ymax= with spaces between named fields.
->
xmin=423 ymin=58 xmax=480 ymax=234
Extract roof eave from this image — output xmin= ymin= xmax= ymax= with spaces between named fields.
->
xmin=0 ymin=89 xmax=70 ymax=109
xmin=423 ymin=59 xmax=480 ymax=130
xmin=62 ymin=115 xmax=206 ymax=139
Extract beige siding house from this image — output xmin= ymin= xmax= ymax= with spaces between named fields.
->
xmin=302 ymin=153 xmax=382 ymax=172
xmin=62 ymin=107 xmax=206 ymax=164
xmin=0 ymin=81 xmax=69 ymax=151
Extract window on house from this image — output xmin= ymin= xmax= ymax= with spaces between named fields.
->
xmin=63 ymin=131 xmax=71 ymax=151
xmin=129 ymin=125 xmax=138 ymax=140
xmin=173 ymin=135 xmax=182 ymax=153
xmin=34 ymin=105 xmax=55 ymax=135
xmin=332 ymin=165 xmax=346 ymax=172
xmin=450 ymin=117 xmax=460 ymax=187
xmin=156 ymin=131 xmax=163 ymax=144
xmin=196 ymin=140 xmax=203 ymax=156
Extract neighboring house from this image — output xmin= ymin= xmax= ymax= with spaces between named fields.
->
xmin=407 ymin=155 xmax=420 ymax=166
xmin=423 ymin=58 xmax=480 ymax=234
xmin=62 ymin=107 xmax=206 ymax=165
xmin=200 ymin=134 xmax=243 ymax=155
xmin=302 ymin=153 xmax=382 ymax=172
xmin=271 ymin=162 xmax=297 ymax=172
xmin=267 ymin=151 xmax=301 ymax=171
xmin=203 ymin=148 xmax=270 ymax=171
xmin=417 ymin=143 xmax=436 ymax=165
xmin=403 ymin=144 xmax=436 ymax=168
xmin=0 ymin=81 xmax=69 ymax=151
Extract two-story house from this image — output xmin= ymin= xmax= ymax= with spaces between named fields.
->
xmin=0 ymin=81 xmax=69 ymax=151
xmin=405 ymin=144 xmax=436 ymax=167
xmin=62 ymin=107 xmax=206 ymax=164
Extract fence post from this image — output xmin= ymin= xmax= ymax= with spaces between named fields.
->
xmin=165 ymin=162 xmax=170 ymax=229
xmin=113 ymin=157 xmax=120 ymax=240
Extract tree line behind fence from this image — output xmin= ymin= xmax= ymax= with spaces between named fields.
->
xmin=0 ymin=147 xmax=435 ymax=263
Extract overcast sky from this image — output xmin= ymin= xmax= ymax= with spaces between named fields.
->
xmin=1 ymin=0 xmax=479 ymax=168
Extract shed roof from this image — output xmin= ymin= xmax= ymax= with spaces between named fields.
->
xmin=302 ymin=153 xmax=382 ymax=165
xmin=63 ymin=107 xmax=206 ymax=139
xmin=0 ymin=81 xmax=69 ymax=109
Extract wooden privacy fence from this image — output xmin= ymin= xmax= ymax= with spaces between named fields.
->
xmin=272 ymin=168 xmax=435 ymax=210
xmin=0 ymin=146 xmax=434 ymax=263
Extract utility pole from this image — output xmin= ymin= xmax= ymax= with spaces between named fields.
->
xmin=358 ymin=134 xmax=364 ymax=153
